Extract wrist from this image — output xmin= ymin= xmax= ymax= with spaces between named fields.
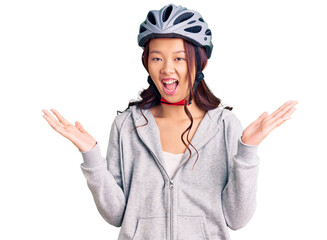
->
xmin=241 ymin=135 xmax=259 ymax=146
xmin=79 ymin=141 xmax=97 ymax=153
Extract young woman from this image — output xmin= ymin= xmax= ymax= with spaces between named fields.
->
xmin=42 ymin=4 xmax=298 ymax=240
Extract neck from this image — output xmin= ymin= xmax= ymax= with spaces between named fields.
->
xmin=152 ymin=100 xmax=205 ymax=121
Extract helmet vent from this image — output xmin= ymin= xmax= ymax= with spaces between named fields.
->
xmin=199 ymin=18 xmax=204 ymax=22
xmin=188 ymin=20 xmax=196 ymax=24
xmin=139 ymin=26 xmax=147 ymax=33
xmin=205 ymin=29 xmax=212 ymax=36
xmin=173 ymin=12 xmax=194 ymax=25
xmin=162 ymin=5 xmax=173 ymax=22
xmin=184 ymin=26 xmax=202 ymax=33
xmin=147 ymin=12 xmax=156 ymax=25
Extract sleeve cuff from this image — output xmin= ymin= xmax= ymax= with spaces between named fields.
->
xmin=80 ymin=142 xmax=105 ymax=168
xmin=235 ymin=137 xmax=259 ymax=166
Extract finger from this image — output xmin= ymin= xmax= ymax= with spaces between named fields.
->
xmin=280 ymin=106 xmax=297 ymax=120
xmin=259 ymin=112 xmax=268 ymax=119
xmin=75 ymin=121 xmax=85 ymax=133
xmin=43 ymin=113 xmax=67 ymax=136
xmin=272 ymin=101 xmax=298 ymax=121
xmin=274 ymin=107 xmax=297 ymax=127
xmin=252 ymin=112 xmax=268 ymax=124
xmin=269 ymin=100 xmax=294 ymax=119
xmin=50 ymin=109 xmax=70 ymax=126
xmin=42 ymin=109 xmax=63 ymax=125
xmin=268 ymin=100 xmax=297 ymax=121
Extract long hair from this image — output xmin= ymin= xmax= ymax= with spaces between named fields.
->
xmin=118 ymin=39 xmax=232 ymax=170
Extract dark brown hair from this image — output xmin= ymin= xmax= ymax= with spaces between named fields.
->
xmin=118 ymin=39 xmax=232 ymax=170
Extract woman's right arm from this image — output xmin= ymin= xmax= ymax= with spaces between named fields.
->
xmin=42 ymin=109 xmax=126 ymax=227
xmin=79 ymin=120 xmax=126 ymax=227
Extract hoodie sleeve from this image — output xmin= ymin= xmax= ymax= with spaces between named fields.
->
xmin=79 ymin=119 xmax=126 ymax=227
xmin=221 ymin=112 xmax=260 ymax=230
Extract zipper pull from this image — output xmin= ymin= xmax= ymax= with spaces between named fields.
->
xmin=169 ymin=179 xmax=174 ymax=190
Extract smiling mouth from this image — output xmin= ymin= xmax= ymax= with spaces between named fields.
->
xmin=162 ymin=79 xmax=179 ymax=93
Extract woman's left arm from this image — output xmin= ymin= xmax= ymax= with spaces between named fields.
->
xmin=221 ymin=100 xmax=298 ymax=230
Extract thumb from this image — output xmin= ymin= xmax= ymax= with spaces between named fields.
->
xmin=259 ymin=112 xmax=268 ymax=119
xmin=75 ymin=121 xmax=85 ymax=133
xmin=254 ymin=112 xmax=268 ymax=124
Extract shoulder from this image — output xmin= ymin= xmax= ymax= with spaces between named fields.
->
xmin=207 ymin=106 xmax=241 ymax=127
xmin=112 ymin=106 xmax=134 ymax=130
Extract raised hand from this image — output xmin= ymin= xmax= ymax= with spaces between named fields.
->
xmin=42 ymin=109 xmax=97 ymax=152
xmin=241 ymin=100 xmax=298 ymax=146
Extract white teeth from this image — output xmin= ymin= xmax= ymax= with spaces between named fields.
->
xmin=165 ymin=88 xmax=175 ymax=92
xmin=163 ymin=79 xmax=177 ymax=84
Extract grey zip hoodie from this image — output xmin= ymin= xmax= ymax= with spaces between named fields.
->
xmin=79 ymin=105 xmax=260 ymax=240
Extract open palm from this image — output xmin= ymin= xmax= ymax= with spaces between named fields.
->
xmin=42 ymin=109 xmax=97 ymax=152
xmin=241 ymin=100 xmax=298 ymax=145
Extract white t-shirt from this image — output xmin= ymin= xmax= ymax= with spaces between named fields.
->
xmin=162 ymin=151 xmax=184 ymax=179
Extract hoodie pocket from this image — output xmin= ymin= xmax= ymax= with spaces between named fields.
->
xmin=177 ymin=216 xmax=212 ymax=240
xmin=132 ymin=216 xmax=167 ymax=240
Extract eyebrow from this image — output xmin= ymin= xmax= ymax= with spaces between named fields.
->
xmin=149 ymin=50 xmax=185 ymax=54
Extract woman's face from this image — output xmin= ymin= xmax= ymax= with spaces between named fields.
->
xmin=148 ymin=38 xmax=195 ymax=102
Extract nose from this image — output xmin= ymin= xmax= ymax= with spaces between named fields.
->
xmin=160 ymin=59 xmax=175 ymax=74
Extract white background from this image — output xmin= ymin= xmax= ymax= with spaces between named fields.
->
xmin=1 ymin=0 xmax=326 ymax=239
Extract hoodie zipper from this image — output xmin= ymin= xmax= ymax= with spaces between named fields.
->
xmin=137 ymin=134 xmax=175 ymax=240
xmin=148 ymin=149 xmax=193 ymax=240
xmin=169 ymin=179 xmax=174 ymax=240
xmin=137 ymin=131 xmax=195 ymax=240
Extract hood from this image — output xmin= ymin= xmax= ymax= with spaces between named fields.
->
xmin=129 ymin=105 xmax=226 ymax=169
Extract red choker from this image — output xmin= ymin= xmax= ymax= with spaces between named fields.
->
xmin=160 ymin=97 xmax=192 ymax=106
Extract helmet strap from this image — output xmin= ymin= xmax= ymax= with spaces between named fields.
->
xmin=161 ymin=97 xmax=192 ymax=106
xmin=193 ymin=45 xmax=204 ymax=93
